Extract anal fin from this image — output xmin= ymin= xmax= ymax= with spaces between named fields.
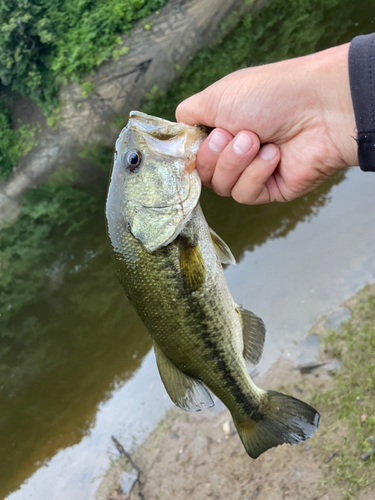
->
xmin=209 ymin=227 xmax=236 ymax=265
xmin=154 ymin=343 xmax=214 ymax=412
xmin=236 ymin=305 xmax=266 ymax=366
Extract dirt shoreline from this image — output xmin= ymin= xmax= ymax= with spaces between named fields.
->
xmin=97 ymin=286 xmax=375 ymax=500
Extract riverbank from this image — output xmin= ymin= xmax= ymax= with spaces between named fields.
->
xmin=99 ymin=284 xmax=375 ymax=500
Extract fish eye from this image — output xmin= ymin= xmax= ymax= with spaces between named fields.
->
xmin=123 ymin=149 xmax=142 ymax=172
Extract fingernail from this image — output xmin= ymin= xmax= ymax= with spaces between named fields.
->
xmin=233 ymin=133 xmax=253 ymax=155
xmin=208 ymin=130 xmax=229 ymax=153
xmin=260 ymin=144 xmax=278 ymax=161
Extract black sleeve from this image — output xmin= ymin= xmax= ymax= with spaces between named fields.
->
xmin=349 ymin=33 xmax=375 ymax=171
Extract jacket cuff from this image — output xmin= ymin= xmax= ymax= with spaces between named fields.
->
xmin=349 ymin=33 xmax=375 ymax=171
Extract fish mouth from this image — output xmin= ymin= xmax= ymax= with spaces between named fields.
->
xmin=140 ymin=196 xmax=191 ymax=216
xmin=141 ymin=196 xmax=189 ymax=210
xmin=140 ymin=177 xmax=193 ymax=210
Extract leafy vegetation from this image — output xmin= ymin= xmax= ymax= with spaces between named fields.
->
xmin=0 ymin=0 xmax=167 ymax=177
xmin=312 ymin=286 xmax=375 ymax=498
xmin=0 ymin=100 xmax=41 ymax=179
xmin=0 ymin=101 xmax=19 ymax=179
xmin=0 ymin=0 xmax=168 ymax=111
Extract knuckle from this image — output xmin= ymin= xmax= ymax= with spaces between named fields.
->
xmin=217 ymin=160 xmax=237 ymax=174
xmin=212 ymin=180 xmax=230 ymax=197
xmin=197 ymin=159 xmax=214 ymax=180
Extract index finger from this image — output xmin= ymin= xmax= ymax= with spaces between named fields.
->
xmin=196 ymin=128 xmax=234 ymax=187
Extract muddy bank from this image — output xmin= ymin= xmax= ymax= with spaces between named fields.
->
xmin=98 ymin=285 xmax=375 ymax=500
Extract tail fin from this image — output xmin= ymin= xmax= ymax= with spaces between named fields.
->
xmin=233 ymin=390 xmax=319 ymax=459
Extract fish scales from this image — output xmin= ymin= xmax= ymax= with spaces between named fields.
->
xmin=112 ymin=206 xmax=257 ymax=418
xmin=106 ymin=110 xmax=320 ymax=458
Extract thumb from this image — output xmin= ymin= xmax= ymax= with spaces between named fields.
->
xmin=175 ymin=89 xmax=216 ymax=127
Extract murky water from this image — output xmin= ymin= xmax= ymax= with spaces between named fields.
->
xmin=3 ymin=4 xmax=375 ymax=500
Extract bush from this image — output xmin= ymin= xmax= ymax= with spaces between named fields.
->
xmin=0 ymin=0 xmax=168 ymax=111
xmin=0 ymin=99 xmax=41 ymax=179
xmin=0 ymin=101 xmax=19 ymax=179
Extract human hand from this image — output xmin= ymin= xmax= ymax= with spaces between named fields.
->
xmin=176 ymin=43 xmax=357 ymax=204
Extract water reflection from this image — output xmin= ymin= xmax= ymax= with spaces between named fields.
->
xmin=201 ymin=172 xmax=345 ymax=261
xmin=0 ymin=240 xmax=151 ymax=497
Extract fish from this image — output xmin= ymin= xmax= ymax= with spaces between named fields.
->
xmin=106 ymin=110 xmax=319 ymax=459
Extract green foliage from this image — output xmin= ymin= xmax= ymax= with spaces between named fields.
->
xmin=0 ymin=0 xmax=167 ymax=176
xmin=81 ymin=81 xmax=94 ymax=98
xmin=143 ymin=21 xmax=153 ymax=31
xmin=112 ymin=46 xmax=129 ymax=62
xmin=0 ymin=0 xmax=168 ymax=112
xmin=0 ymin=3 xmax=375 ymax=496
xmin=0 ymin=102 xmax=19 ymax=179
xmin=45 ymin=107 xmax=61 ymax=128
xmin=111 ymin=116 xmax=127 ymax=129
xmin=15 ymin=123 xmax=41 ymax=156
xmin=144 ymin=84 xmax=164 ymax=101
xmin=0 ymin=1 xmax=58 ymax=112
xmin=0 ymin=101 xmax=41 ymax=179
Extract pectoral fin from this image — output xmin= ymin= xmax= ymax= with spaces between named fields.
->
xmin=179 ymin=236 xmax=206 ymax=292
xmin=236 ymin=305 xmax=266 ymax=366
xmin=154 ymin=343 xmax=214 ymax=412
xmin=209 ymin=228 xmax=236 ymax=265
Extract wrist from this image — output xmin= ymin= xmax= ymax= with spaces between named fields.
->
xmin=311 ymin=43 xmax=357 ymax=168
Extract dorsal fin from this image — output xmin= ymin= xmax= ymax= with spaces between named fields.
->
xmin=209 ymin=227 xmax=236 ymax=265
xmin=236 ymin=305 xmax=266 ymax=366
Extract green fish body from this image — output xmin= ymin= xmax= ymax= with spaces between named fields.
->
xmin=106 ymin=111 xmax=319 ymax=458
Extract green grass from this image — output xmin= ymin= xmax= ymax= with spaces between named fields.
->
xmin=312 ymin=285 xmax=375 ymax=498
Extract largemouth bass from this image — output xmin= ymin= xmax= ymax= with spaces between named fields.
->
xmin=106 ymin=111 xmax=319 ymax=458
